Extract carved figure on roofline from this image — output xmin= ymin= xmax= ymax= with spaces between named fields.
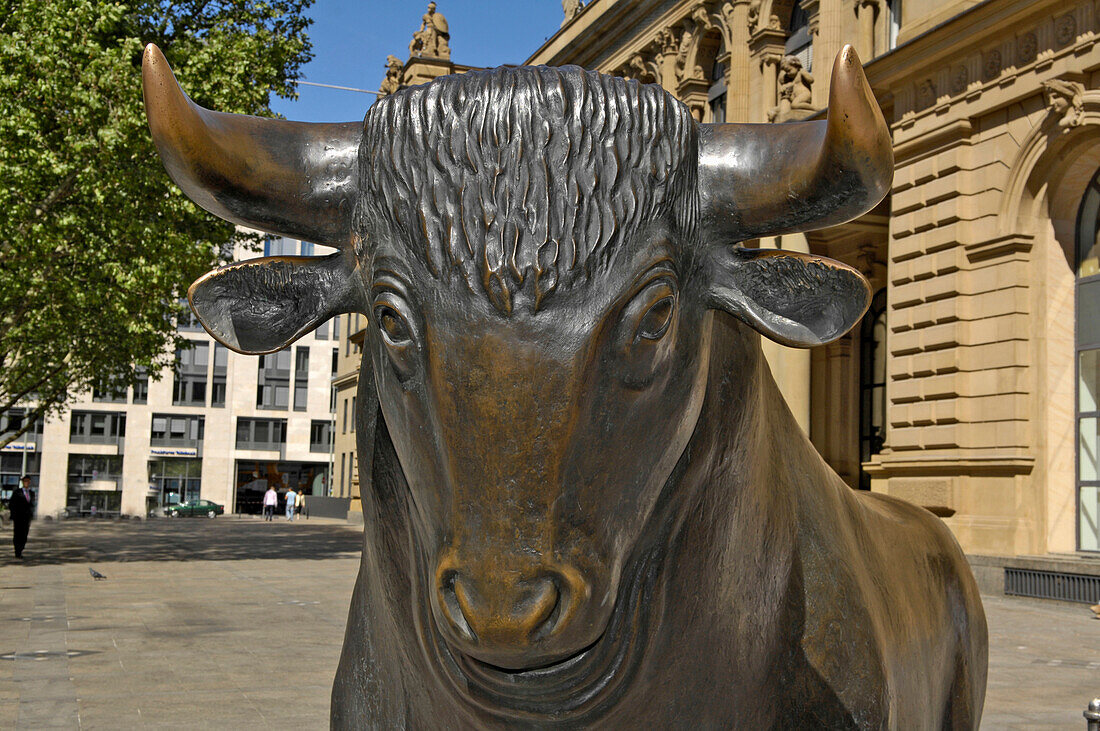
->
xmin=140 ymin=42 xmax=987 ymax=728
xmin=562 ymin=0 xmax=583 ymax=25
xmin=769 ymin=54 xmax=815 ymax=122
xmin=379 ymin=55 xmax=404 ymax=97
xmin=409 ymin=2 xmax=450 ymax=59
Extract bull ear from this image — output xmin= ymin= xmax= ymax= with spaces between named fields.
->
xmin=703 ymin=247 xmax=871 ymax=347
xmin=188 ymin=252 xmax=365 ymax=354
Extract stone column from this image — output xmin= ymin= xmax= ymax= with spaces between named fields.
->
xmin=748 ymin=26 xmax=786 ymax=122
xmin=758 ymin=233 xmax=812 ymax=435
xmin=721 ymin=0 xmax=754 ymax=122
xmin=857 ymin=0 xmax=878 ymax=60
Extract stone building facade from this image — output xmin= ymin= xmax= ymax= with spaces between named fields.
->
xmin=528 ymin=0 xmax=1100 ymax=558
xmin=356 ymin=0 xmax=1100 ymax=559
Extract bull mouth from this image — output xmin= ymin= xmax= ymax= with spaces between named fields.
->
xmin=422 ymin=547 xmax=659 ymax=722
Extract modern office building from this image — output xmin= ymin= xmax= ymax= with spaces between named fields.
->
xmin=1 ymin=238 xmax=339 ymax=518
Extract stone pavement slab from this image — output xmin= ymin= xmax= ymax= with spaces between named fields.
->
xmin=0 ymin=517 xmax=1097 ymax=728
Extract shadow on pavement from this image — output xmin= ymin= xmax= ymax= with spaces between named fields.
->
xmin=0 ymin=517 xmax=363 ymax=566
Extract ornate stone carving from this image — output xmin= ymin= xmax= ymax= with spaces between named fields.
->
xmin=747 ymin=0 xmax=761 ymax=30
xmin=917 ymin=78 xmax=937 ymax=108
xmin=1042 ymin=78 xmax=1085 ymax=129
xmin=768 ymin=12 xmax=781 ymax=29
xmin=1055 ymin=13 xmax=1077 ymax=47
xmin=562 ymin=0 xmax=584 ymax=26
xmin=768 ymin=55 xmax=815 ymax=122
xmin=950 ymin=65 xmax=969 ymax=95
xmin=1016 ymin=32 xmax=1037 ymax=66
xmin=409 ymin=2 xmax=450 ymax=60
xmin=983 ymin=49 xmax=1002 ymax=81
xmin=379 ymin=55 xmax=404 ymax=97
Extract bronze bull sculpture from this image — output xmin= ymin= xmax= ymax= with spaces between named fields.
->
xmin=142 ymin=43 xmax=987 ymax=727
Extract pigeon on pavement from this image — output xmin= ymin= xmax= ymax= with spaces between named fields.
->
xmin=89 ymin=568 xmax=107 ymax=581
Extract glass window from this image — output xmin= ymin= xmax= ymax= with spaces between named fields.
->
xmin=294 ymin=347 xmax=310 ymax=411
xmin=859 ymin=289 xmax=888 ymax=490
xmin=886 ymin=0 xmax=902 ymax=52
xmin=786 ymin=1 xmax=812 ymax=71
xmin=257 ymin=348 xmax=291 ymax=410
xmin=1074 ymin=168 xmax=1100 ymax=550
xmin=174 ymin=342 xmax=209 ymax=406
xmin=70 ymin=411 xmax=125 ymax=444
xmin=314 ymin=320 xmax=328 ymax=340
xmin=235 ymin=418 xmax=287 ymax=450
xmin=211 ymin=344 xmax=227 ymax=407
xmin=133 ymin=367 xmax=149 ymax=404
xmin=310 ymin=420 xmax=334 ymax=453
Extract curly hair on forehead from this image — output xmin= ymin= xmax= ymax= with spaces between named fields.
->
xmin=357 ymin=65 xmax=699 ymax=313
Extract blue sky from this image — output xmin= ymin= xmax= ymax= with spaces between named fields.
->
xmin=269 ymin=1 xmax=566 ymax=123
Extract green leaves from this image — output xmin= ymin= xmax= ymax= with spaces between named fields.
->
xmin=0 ymin=0 xmax=313 ymax=440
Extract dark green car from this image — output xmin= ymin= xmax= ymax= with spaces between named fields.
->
xmin=165 ymin=499 xmax=225 ymax=518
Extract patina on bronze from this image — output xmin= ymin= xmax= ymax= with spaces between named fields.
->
xmin=143 ymin=43 xmax=988 ymax=727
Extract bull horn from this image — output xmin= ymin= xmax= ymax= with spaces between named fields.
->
xmin=141 ymin=43 xmax=361 ymax=248
xmin=697 ymin=45 xmax=893 ymax=240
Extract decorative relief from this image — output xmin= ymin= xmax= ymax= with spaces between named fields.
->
xmin=916 ymin=78 xmax=937 ymax=108
xmin=768 ymin=13 xmax=781 ymax=29
xmin=768 ymin=55 xmax=815 ymax=122
xmin=1055 ymin=13 xmax=1077 ymax=46
xmin=950 ymin=65 xmax=969 ymax=95
xmin=1016 ymin=32 xmax=1037 ymax=66
xmin=747 ymin=0 xmax=761 ymax=30
xmin=983 ymin=49 xmax=1002 ymax=81
xmin=1042 ymin=78 xmax=1085 ymax=129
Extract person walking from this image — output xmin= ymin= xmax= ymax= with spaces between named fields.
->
xmin=296 ymin=491 xmax=306 ymax=520
xmin=9 ymin=475 xmax=35 ymax=559
xmin=285 ymin=487 xmax=297 ymax=522
xmin=262 ymin=485 xmax=278 ymax=522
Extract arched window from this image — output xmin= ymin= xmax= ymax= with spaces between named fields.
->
xmin=786 ymin=0 xmax=812 ymax=71
xmin=858 ymin=289 xmax=887 ymax=491
xmin=708 ymin=40 xmax=727 ymax=124
xmin=1074 ymin=169 xmax=1100 ymax=551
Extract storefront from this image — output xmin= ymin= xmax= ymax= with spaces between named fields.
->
xmin=147 ymin=453 xmax=203 ymax=515
xmin=66 ymin=454 xmax=123 ymax=517
xmin=234 ymin=460 xmax=327 ymax=514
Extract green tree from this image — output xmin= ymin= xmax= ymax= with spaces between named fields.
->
xmin=0 ymin=0 xmax=313 ymax=446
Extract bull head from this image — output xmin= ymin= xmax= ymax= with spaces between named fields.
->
xmin=143 ymin=44 xmax=891 ymax=671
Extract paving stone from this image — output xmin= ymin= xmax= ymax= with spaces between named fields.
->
xmin=0 ymin=517 xmax=1097 ymax=728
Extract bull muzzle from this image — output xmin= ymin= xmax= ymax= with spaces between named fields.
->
xmin=434 ymin=552 xmax=591 ymax=668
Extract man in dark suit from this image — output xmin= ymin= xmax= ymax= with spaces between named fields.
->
xmin=9 ymin=475 xmax=34 ymax=558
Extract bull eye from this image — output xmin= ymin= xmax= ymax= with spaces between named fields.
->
xmin=375 ymin=304 xmax=412 ymax=345
xmin=636 ymin=296 xmax=675 ymax=341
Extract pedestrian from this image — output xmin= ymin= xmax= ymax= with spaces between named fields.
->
xmin=9 ymin=475 xmax=34 ymax=559
xmin=262 ymin=485 xmax=278 ymax=522
xmin=297 ymin=491 xmax=306 ymax=520
xmin=285 ymin=487 xmax=297 ymax=521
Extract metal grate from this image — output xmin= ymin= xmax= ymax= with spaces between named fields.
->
xmin=1004 ymin=568 xmax=1100 ymax=604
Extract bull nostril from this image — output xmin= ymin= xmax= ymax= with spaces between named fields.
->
xmin=439 ymin=571 xmax=477 ymax=642
xmin=519 ymin=577 xmax=560 ymax=641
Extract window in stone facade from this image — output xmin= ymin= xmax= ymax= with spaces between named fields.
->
xmin=256 ymin=348 xmax=291 ymax=410
xmin=173 ymin=342 xmax=209 ymax=406
xmin=211 ymin=344 xmax=227 ymax=407
xmin=858 ymin=289 xmax=888 ymax=490
xmin=235 ymin=417 xmax=287 ymax=450
xmin=708 ymin=47 xmax=727 ymax=124
xmin=294 ymin=346 xmax=310 ymax=411
xmin=150 ymin=414 xmax=205 ymax=446
xmin=886 ymin=0 xmax=901 ymax=52
xmin=1074 ymin=168 xmax=1100 ymax=551
xmin=69 ymin=411 xmax=126 ymax=444
xmin=786 ymin=1 xmax=812 ymax=71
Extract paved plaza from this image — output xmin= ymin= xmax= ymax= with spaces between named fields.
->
xmin=0 ymin=518 xmax=1097 ymax=729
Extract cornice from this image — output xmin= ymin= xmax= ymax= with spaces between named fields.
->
xmin=862 ymin=0 xmax=1082 ymax=90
